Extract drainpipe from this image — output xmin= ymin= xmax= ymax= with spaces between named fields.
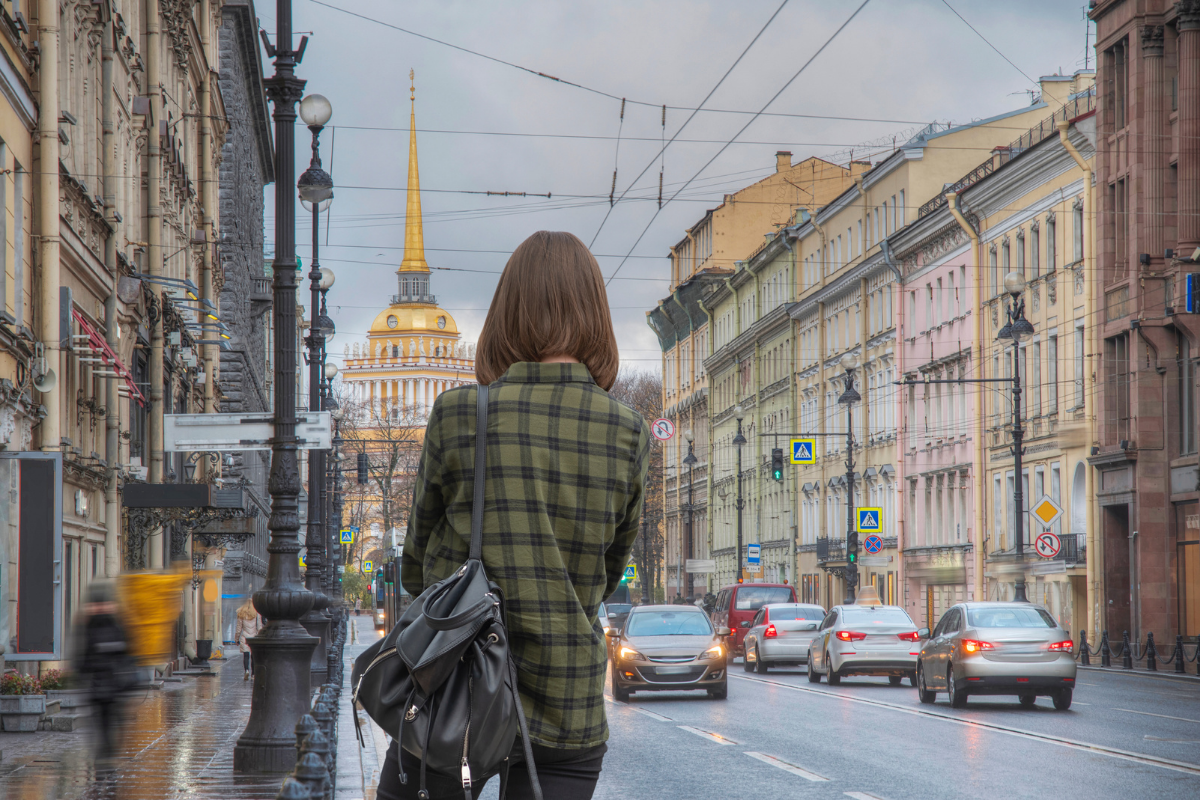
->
xmin=102 ymin=15 xmax=120 ymax=577
xmin=200 ymin=0 xmax=215 ymax=419
xmin=751 ymin=268 xmax=762 ymax=570
xmin=1058 ymin=119 xmax=1099 ymax=636
xmin=36 ymin=0 xmax=60 ymax=454
xmin=699 ymin=296 xmax=716 ymax=595
xmin=947 ymin=192 xmax=985 ymax=603
xmin=881 ymin=239 xmax=904 ymax=596
xmin=147 ymin=0 xmax=165 ymax=567
xmin=785 ymin=234 xmax=798 ymax=585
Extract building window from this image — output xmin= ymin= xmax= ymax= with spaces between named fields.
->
xmin=1074 ymin=322 xmax=1085 ymax=408
xmin=989 ymin=245 xmax=999 ymax=298
xmin=1016 ymin=230 xmax=1025 ymax=277
xmin=1046 ymin=214 xmax=1057 ymax=272
xmin=1110 ymin=333 xmax=1131 ymax=442
xmin=1030 ymin=341 xmax=1041 ymax=417
xmin=1030 ymin=224 xmax=1040 ymax=279
xmin=1073 ymin=201 xmax=1084 ymax=263
xmin=1181 ymin=333 xmax=1196 ymax=455
xmin=1002 ymin=238 xmax=1010 ymax=280
xmin=1110 ymin=37 xmax=1128 ymax=130
xmin=993 ymin=474 xmax=1005 ymax=551
xmin=1115 ymin=180 xmax=1128 ymax=268
xmin=1048 ymin=333 xmax=1058 ymax=412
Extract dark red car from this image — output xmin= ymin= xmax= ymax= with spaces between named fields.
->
xmin=710 ymin=583 xmax=798 ymax=656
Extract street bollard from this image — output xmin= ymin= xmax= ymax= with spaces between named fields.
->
xmin=1122 ymin=631 xmax=1133 ymax=670
xmin=1079 ymin=629 xmax=1090 ymax=666
xmin=295 ymin=713 xmax=318 ymax=759
xmin=277 ymin=776 xmax=312 ymax=800
xmin=1146 ymin=632 xmax=1157 ymax=671
xmin=1175 ymin=634 xmax=1186 ymax=674
xmin=312 ymin=701 xmax=335 ymax=796
xmin=300 ymin=728 xmax=331 ymax=800
xmin=294 ymin=751 xmax=330 ymax=800
xmin=1100 ymin=630 xmax=1111 ymax=667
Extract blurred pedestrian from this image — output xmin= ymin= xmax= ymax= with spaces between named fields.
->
xmin=234 ymin=597 xmax=262 ymax=680
xmin=354 ymin=597 xmax=362 ymax=616
xmin=75 ymin=581 xmax=134 ymax=773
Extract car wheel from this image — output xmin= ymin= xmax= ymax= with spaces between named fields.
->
xmin=947 ymin=665 xmax=967 ymax=708
xmin=807 ymin=657 xmax=821 ymax=683
xmin=1052 ymin=688 xmax=1073 ymax=710
xmin=1019 ymin=693 xmax=1036 ymax=708
xmin=908 ymin=671 xmax=918 ymax=688
xmin=755 ymin=646 xmax=769 ymax=674
xmin=889 ymin=675 xmax=903 ymax=686
xmin=743 ymin=649 xmax=755 ymax=673
xmin=826 ymin=653 xmax=841 ymax=685
xmin=916 ymin=662 xmax=936 ymax=704
xmin=611 ymin=663 xmax=631 ymax=702
xmin=708 ymin=681 xmax=728 ymax=700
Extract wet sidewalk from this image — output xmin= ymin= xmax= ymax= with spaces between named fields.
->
xmin=0 ymin=617 xmax=381 ymax=800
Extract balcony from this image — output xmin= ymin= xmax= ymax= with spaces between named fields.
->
xmin=391 ymin=293 xmax=438 ymax=305
xmin=816 ymin=537 xmax=845 ymax=564
xmin=1054 ymin=532 xmax=1086 ymax=565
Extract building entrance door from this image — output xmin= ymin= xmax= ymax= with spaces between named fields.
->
xmin=1103 ymin=504 xmax=1132 ymax=636
xmin=1177 ymin=502 xmax=1200 ymax=638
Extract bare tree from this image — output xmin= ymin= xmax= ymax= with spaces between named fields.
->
xmin=609 ymin=369 xmax=665 ymax=603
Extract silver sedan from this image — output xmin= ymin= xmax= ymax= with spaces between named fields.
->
xmin=807 ymin=604 xmax=922 ymax=685
xmin=741 ymin=603 xmax=825 ymax=673
xmin=915 ymin=602 xmax=1077 ymax=709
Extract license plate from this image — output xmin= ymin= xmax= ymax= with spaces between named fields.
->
xmin=656 ymin=665 xmax=693 ymax=675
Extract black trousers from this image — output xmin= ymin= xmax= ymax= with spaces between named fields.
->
xmin=242 ymin=651 xmax=252 ymax=672
xmin=377 ymin=739 xmax=606 ymax=800
xmin=94 ymin=700 xmax=121 ymax=766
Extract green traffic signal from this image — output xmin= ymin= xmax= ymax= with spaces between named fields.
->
xmin=770 ymin=448 xmax=784 ymax=482
xmin=848 ymin=552 xmax=856 ymax=563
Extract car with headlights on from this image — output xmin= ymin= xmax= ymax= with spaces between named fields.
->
xmin=742 ymin=603 xmax=825 ymax=673
xmin=807 ymin=602 xmax=922 ymax=685
xmin=915 ymin=602 xmax=1077 ymax=709
xmin=607 ymin=605 xmax=730 ymax=701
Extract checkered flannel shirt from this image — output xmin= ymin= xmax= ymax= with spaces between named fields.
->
xmin=401 ymin=362 xmax=650 ymax=749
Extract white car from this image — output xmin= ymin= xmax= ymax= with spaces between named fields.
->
xmin=807 ymin=603 xmax=922 ymax=685
xmin=741 ymin=603 xmax=826 ymax=673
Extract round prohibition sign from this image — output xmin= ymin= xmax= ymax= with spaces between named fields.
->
xmin=651 ymin=418 xmax=675 ymax=441
xmin=1034 ymin=531 xmax=1062 ymax=558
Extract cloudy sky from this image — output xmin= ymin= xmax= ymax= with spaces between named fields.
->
xmin=268 ymin=0 xmax=1093 ymax=376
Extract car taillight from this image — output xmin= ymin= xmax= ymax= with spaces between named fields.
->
xmin=896 ymin=631 xmax=920 ymax=642
xmin=764 ymin=624 xmax=777 ymax=639
xmin=961 ymin=639 xmax=995 ymax=653
xmin=836 ymin=631 xmax=867 ymax=642
xmin=1047 ymin=640 xmax=1075 ymax=653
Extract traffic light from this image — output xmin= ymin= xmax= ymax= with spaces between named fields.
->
xmin=357 ymin=452 xmax=368 ymax=484
xmin=848 ymin=531 xmax=858 ymax=551
xmin=384 ymin=562 xmax=396 ymax=585
xmin=771 ymin=448 xmax=784 ymax=482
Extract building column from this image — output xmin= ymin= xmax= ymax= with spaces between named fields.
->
xmin=1142 ymin=24 xmax=1165 ymax=257
xmin=1179 ymin=1 xmax=1200 ymax=250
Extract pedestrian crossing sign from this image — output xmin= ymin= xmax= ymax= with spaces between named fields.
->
xmin=340 ymin=529 xmax=355 ymax=544
xmin=790 ymin=438 xmax=816 ymax=464
xmin=363 ymin=560 xmax=374 ymax=574
xmin=857 ymin=507 xmax=883 ymax=534
xmin=623 ymin=564 xmax=637 ymax=581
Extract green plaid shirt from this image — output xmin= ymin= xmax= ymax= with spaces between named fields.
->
xmin=401 ymin=362 xmax=650 ymax=749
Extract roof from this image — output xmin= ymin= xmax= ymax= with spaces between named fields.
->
xmin=368 ymin=304 xmax=459 ymax=336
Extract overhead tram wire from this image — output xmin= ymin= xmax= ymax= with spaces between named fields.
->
xmin=939 ymin=0 xmax=1040 ymax=90
xmin=605 ymin=0 xmax=873 ymax=287
xmin=589 ymin=0 xmax=791 ymax=246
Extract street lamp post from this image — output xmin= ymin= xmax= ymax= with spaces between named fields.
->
xmin=235 ymin=1 xmax=317 ymax=773
xmin=838 ymin=354 xmax=861 ymax=603
xmin=298 ymin=93 xmax=335 ymax=683
xmin=683 ymin=429 xmax=698 ymax=599
xmin=733 ymin=406 xmax=747 ymax=584
xmin=996 ymin=271 xmax=1035 ymax=603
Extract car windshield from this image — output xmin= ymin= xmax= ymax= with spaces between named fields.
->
xmin=840 ymin=607 xmax=913 ymax=625
xmin=766 ymin=605 xmax=824 ymax=621
xmin=968 ymin=607 xmax=1057 ymax=629
xmin=625 ymin=611 xmax=712 ymax=637
xmin=734 ymin=587 xmax=794 ymax=611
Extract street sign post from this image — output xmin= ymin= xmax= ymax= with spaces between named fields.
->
xmin=857 ymin=508 xmax=883 ymax=534
xmin=1030 ymin=495 xmax=1064 ymax=529
xmin=685 ymin=559 xmax=717 ymax=573
xmin=1035 ymin=531 xmax=1062 ymax=558
xmin=790 ymin=439 xmax=816 ymax=464
xmin=651 ymin=418 xmax=675 ymax=441
xmin=745 ymin=543 xmax=761 ymax=573
xmin=862 ymin=534 xmax=883 ymax=554
xmin=164 ymin=411 xmax=332 ymax=451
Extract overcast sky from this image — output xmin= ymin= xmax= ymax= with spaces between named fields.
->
xmin=268 ymin=0 xmax=1094 ymax=377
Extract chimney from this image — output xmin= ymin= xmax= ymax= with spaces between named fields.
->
xmin=776 ymin=151 xmax=792 ymax=173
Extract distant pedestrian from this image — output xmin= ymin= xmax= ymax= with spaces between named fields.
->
xmin=234 ymin=597 xmax=263 ymax=680
xmin=74 ymin=581 xmax=134 ymax=772
xmin=354 ymin=597 xmax=362 ymax=616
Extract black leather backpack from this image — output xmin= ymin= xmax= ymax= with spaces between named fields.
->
xmin=352 ymin=385 xmax=542 ymax=800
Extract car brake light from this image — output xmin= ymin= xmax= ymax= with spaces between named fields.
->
xmin=897 ymin=631 xmax=920 ymax=642
xmin=1047 ymin=640 xmax=1074 ymax=653
xmin=836 ymin=631 xmax=867 ymax=642
xmin=961 ymin=639 xmax=995 ymax=653
xmin=764 ymin=624 xmax=777 ymax=639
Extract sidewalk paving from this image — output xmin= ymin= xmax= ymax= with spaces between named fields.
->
xmin=0 ymin=626 xmax=373 ymax=800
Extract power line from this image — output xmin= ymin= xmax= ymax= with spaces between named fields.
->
xmin=939 ymin=0 xmax=1039 ymax=90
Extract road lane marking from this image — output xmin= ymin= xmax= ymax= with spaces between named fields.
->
xmin=632 ymin=707 xmax=673 ymax=722
xmin=1114 ymin=708 xmax=1200 ymax=724
xmin=742 ymin=751 xmax=828 ymax=781
xmin=844 ymin=793 xmax=887 ymax=800
xmin=1145 ymin=736 xmax=1200 ymax=743
xmin=731 ymin=674 xmax=1200 ymax=775
xmin=677 ymin=725 xmax=737 ymax=745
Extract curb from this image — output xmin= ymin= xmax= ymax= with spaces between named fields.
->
xmin=1078 ymin=664 xmax=1200 ymax=684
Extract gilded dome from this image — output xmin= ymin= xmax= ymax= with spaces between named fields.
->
xmin=368 ymin=304 xmax=459 ymax=336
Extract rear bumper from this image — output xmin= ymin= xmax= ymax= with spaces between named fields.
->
xmin=958 ymin=657 xmax=1077 ymax=680
xmin=833 ymin=656 xmax=917 ymax=676
xmin=761 ymin=640 xmax=814 ymax=663
xmin=958 ymin=675 xmax=1076 ymax=694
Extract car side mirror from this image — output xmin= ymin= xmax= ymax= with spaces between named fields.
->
xmin=716 ymin=626 xmax=731 ymax=637
xmin=740 ymin=620 xmax=751 ymax=628
xmin=917 ymin=628 xmax=931 ymax=640
xmin=605 ymin=628 xmax=619 ymax=638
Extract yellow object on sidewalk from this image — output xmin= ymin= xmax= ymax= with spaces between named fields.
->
xmin=117 ymin=567 xmax=190 ymax=667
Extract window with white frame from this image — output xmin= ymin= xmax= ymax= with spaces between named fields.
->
xmin=1073 ymin=201 xmax=1084 ymax=263
xmin=1030 ymin=223 xmax=1040 ymax=278
xmin=1074 ymin=322 xmax=1085 ymax=407
xmin=1048 ymin=333 xmax=1058 ymax=412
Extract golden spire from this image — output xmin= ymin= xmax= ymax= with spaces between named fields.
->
xmin=399 ymin=69 xmax=428 ymax=273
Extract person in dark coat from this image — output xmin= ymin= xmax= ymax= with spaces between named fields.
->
xmin=75 ymin=581 xmax=134 ymax=772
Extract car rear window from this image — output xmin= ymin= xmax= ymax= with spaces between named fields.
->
xmin=840 ymin=607 xmax=914 ymax=625
xmin=625 ymin=611 xmax=712 ymax=636
xmin=968 ymin=607 xmax=1057 ymax=629
xmin=605 ymin=604 xmax=632 ymax=616
xmin=734 ymin=587 xmax=794 ymax=610
xmin=767 ymin=606 xmax=824 ymax=621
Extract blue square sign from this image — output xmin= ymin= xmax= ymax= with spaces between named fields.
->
xmin=856 ymin=507 xmax=883 ymax=534
xmin=790 ymin=439 xmax=816 ymax=464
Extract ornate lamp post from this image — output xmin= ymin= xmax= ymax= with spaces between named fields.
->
xmin=297 ymin=92 xmax=335 ymax=683
xmin=996 ymin=271 xmax=1034 ymax=603
xmin=235 ymin=2 xmax=318 ymax=773
xmin=837 ymin=354 xmax=861 ymax=603
xmin=733 ymin=406 xmax=747 ymax=584
xmin=682 ymin=429 xmax=697 ymax=599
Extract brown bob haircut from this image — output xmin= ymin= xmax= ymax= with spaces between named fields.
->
xmin=476 ymin=231 xmax=619 ymax=390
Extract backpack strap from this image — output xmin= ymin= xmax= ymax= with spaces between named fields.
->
xmin=469 ymin=384 xmax=489 ymax=561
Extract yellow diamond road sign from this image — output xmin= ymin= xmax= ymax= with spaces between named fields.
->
xmin=1031 ymin=495 xmax=1063 ymax=528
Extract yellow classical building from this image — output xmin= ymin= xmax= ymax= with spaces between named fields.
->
xmin=342 ymin=81 xmax=475 ymax=415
